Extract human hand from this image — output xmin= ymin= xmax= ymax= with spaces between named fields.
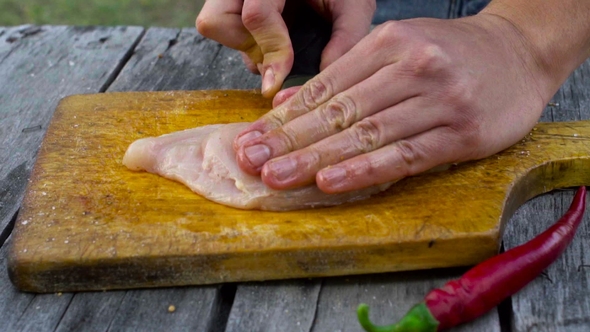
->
xmin=232 ymin=14 xmax=560 ymax=193
xmin=196 ymin=0 xmax=376 ymax=97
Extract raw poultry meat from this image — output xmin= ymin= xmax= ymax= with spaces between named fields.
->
xmin=123 ymin=123 xmax=393 ymax=211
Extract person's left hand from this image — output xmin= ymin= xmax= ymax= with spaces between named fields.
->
xmin=196 ymin=0 xmax=375 ymax=97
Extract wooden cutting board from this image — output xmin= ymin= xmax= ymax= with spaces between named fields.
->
xmin=9 ymin=90 xmax=590 ymax=293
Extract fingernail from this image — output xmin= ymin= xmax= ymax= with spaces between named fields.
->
xmin=261 ymin=67 xmax=275 ymax=94
xmin=236 ymin=131 xmax=262 ymax=147
xmin=266 ymin=157 xmax=297 ymax=182
xmin=244 ymin=144 xmax=271 ymax=168
xmin=319 ymin=167 xmax=346 ymax=185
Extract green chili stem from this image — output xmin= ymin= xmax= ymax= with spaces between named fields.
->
xmin=357 ymin=303 xmax=439 ymax=332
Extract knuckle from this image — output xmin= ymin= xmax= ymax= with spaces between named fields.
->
xmin=195 ymin=14 xmax=216 ymax=37
xmin=394 ymin=140 xmax=422 ymax=175
xmin=298 ymin=79 xmax=332 ymax=110
xmin=453 ymin=116 xmax=482 ymax=152
xmin=373 ymin=21 xmax=407 ymax=49
xmin=320 ymin=95 xmax=358 ymax=131
xmin=265 ymin=110 xmax=289 ymax=128
xmin=441 ymin=110 xmax=482 ymax=158
xmin=302 ymin=147 xmax=324 ymax=170
xmin=348 ymin=118 xmax=383 ymax=153
xmin=409 ymin=44 xmax=449 ymax=77
xmin=274 ymin=126 xmax=300 ymax=153
xmin=241 ymin=1 xmax=267 ymax=30
xmin=445 ymin=78 xmax=476 ymax=110
xmin=358 ymin=155 xmax=380 ymax=178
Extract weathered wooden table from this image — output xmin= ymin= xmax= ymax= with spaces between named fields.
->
xmin=1 ymin=24 xmax=589 ymax=332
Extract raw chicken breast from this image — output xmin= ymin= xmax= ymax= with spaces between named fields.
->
xmin=123 ymin=123 xmax=393 ymax=211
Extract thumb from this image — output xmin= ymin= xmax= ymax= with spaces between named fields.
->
xmin=242 ymin=0 xmax=294 ymax=98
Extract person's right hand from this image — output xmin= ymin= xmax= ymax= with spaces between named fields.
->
xmin=231 ymin=13 xmax=563 ymax=194
xmin=196 ymin=0 xmax=376 ymax=98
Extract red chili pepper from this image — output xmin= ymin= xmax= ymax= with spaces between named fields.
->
xmin=357 ymin=186 xmax=587 ymax=332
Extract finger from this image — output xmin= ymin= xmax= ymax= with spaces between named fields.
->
xmin=234 ymin=32 xmax=393 ymax=149
xmin=318 ymin=1 xmax=376 ymax=69
xmin=316 ymin=126 xmax=467 ymax=193
xmin=242 ymin=0 xmax=293 ymax=97
xmin=197 ymin=1 xmax=254 ymax=50
xmin=197 ymin=0 xmax=264 ymax=66
xmin=231 ymin=86 xmax=299 ymax=154
xmin=272 ymin=86 xmax=301 ymax=107
xmin=259 ymin=98 xmax=443 ymax=189
xmin=249 ymin=64 xmax=421 ymax=158
xmin=235 ymin=63 xmax=424 ymax=175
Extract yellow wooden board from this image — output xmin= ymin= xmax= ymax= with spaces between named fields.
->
xmin=9 ymin=90 xmax=590 ymax=293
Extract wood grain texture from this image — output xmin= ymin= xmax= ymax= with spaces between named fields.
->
xmin=0 ymin=25 xmax=144 ymax=243
xmin=55 ymin=287 xmax=228 ymax=332
xmin=54 ymin=291 xmax=127 ymax=332
xmin=108 ymin=27 xmax=260 ymax=92
xmin=9 ymin=89 xmax=590 ymax=293
xmin=225 ymin=280 xmax=321 ymax=332
xmin=504 ymin=59 xmax=590 ymax=331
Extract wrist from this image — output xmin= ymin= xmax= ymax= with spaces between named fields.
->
xmin=479 ymin=2 xmax=590 ymax=98
xmin=473 ymin=10 xmax=565 ymax=102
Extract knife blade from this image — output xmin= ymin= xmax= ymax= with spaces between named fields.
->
xmin=282 ymin=2 xmax=332 ymax=89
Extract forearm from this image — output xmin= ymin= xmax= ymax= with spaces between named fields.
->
xmin=481 ymin=0 xmax=590 ymax=93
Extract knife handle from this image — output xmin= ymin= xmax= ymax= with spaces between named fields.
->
xmin=282 ymin=3 xmax=332 ymax=89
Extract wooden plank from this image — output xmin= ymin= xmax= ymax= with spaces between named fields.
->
xmin=0 ymin=25 xmax=144 ymax=331
xmin=108 ymin=27 xmax=260 ymax=92
xmin=225 ymin=280 xmax=321 ymax=332
xmin=505 ymin=59 xmax=590 ymax=331
xmin=54 ymin=291 xmax=126 ymax=332
xmin=109 ymin=287 xmax=232 ymax=332
xmin=54 ymin=287 xmax=230 ymax=332
xmin=0 ymin=25 xmax=145 ymax=240
xmin=44 ymin=27 xmax=260 ymax=331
